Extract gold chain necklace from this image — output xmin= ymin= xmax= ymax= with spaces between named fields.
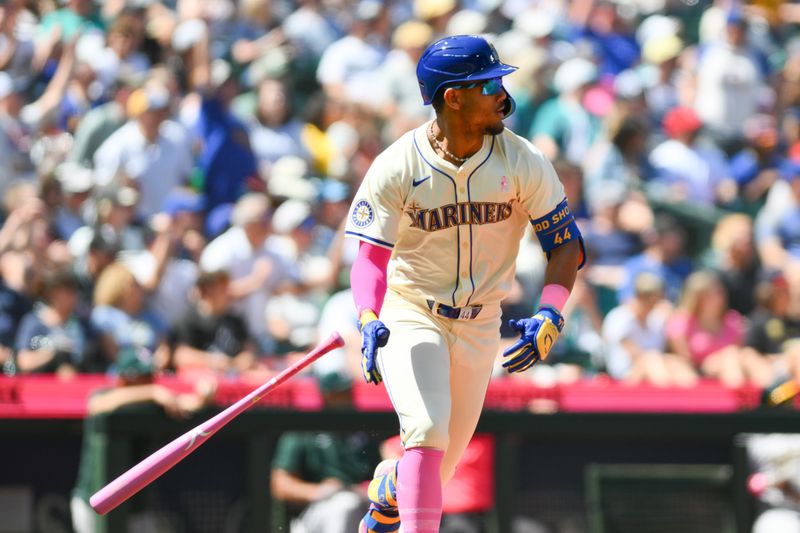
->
xmin=428 ymin=122 xmax=468 ymax=164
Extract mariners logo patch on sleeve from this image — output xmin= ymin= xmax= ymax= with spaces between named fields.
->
xmin=351 ymin=199 xmax=375 ymax=228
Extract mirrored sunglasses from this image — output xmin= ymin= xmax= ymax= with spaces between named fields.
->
xmin=450 ymin=77 xmax=504 ymax=96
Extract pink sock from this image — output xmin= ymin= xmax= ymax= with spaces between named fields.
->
xmin=397 ymin=447 xmax=444 ymax=533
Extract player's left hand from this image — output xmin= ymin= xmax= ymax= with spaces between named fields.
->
xmin=359 ymin=311 xmax=390 ymax=385
xmin=502 ymin=306 xmax=564 ymax=373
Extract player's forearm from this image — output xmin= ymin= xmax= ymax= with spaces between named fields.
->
xmin=350 ymin=241 xmax=391 ymax=317
xmin=87 ymin=385 xmax=163 ymax=415
xmin=542 ymin=239 xmax=582 ymax=293
xmin=270 ymin=469 xmax=325 ymax=505
xmin=173 ymin=344 xmax=229 ymax=372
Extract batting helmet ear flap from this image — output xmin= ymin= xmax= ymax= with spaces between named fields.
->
xmin=501 ymin=87 xmax=516 ymax=118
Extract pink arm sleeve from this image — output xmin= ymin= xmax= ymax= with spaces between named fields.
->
xmin=350 ymin=241 xmax=392 ymax=317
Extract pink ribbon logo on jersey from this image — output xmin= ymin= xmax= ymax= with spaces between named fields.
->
xmin=500 ymin=175 xmax=508 ymax=191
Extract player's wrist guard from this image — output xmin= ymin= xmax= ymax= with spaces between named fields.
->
xmin=359 ymin=310 xmax=379 ymax=331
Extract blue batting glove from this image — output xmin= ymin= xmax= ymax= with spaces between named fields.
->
xmin=359 ymin=311 xmax=390 ymax=385
xmin=502 ymin=306 xmax=565 ymax=374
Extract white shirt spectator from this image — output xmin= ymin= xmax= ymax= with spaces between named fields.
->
xmin=313 ymin=288 xmax=359 ymax=378
xmin=316 ymin=34 xmax=386 ymax=106
xmin=249 ymin=117 xmax=308 ymax=167
xmin=200 ymin=226 xmax=295 ymax=339
xmin=93 ymin=120 xmax=193 ymax=219
xmin=91 ymin=47 xmax=151 ymax=95
xmin=602 ymin=303 xmax=669 ymax=379
xmin=282 ymin=6 xmax=339 ymax=58
xmin=648 ymin=139 xmax=729 ymax=205
xmin=695 ymin=42 xmax=762 ymax=136
xmin=120 ymin=250 xmax=199 ymax=327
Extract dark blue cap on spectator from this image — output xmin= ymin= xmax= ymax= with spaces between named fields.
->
xmin=726 ymin=10 xmax=746 ymax=26
xmin=163 ymin=190 xmax=205 ymax=216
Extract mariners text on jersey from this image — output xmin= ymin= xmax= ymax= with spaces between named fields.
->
xmin=404 ymin=200 xmax=514 ymax=232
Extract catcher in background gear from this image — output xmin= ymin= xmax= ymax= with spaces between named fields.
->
xmin=346 ymin=34 xmax=584 ymax=533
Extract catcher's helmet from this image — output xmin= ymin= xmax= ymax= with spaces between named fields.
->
xmin=416 ymin=34 xmax=518 ymax=116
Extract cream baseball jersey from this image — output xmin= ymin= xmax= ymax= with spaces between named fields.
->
xmin=345 ymin=120 xmax=578 ymax=308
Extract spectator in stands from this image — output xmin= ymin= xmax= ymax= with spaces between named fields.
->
xmin=52 ymin=162 xmax=92 ymax=241
xmin=314 ymin=287 xmax=361 ymax=379
xmin=37 ymin=0 xmax=103 ymax=45
xmin=582 ymin=180 xmax=648 ymax=297
xmin=378 ymin=20 xmax=434 ymax=136
xmin=0 ymin=270 xmax=31 ymax=374
xmin=756 ymin=160 xmax=800 ymax=271
xmin=71 ymin=345 xmax=215 ymax=533
xmin=744 ymin=270 xmax=799 ymax=389
xmin=121 ymin=198 xmax=202 ymax=327
xmin=67 ymin=75 xmax=136 ymax=168
xmin=666 ymin=270 xmax=765 ymax=388
xmin=584 ymin=114 xmax=653 ymax=210
xmin=773 ymin=174 xmax=800 ymax=265
xmin=172 ymin=270 xmax=258 ymax=377
xmin=603 ymin=272 xmax=696 ymax=387
xmin=706 ymin=213 xmax=761 ymax=316
xmin=0 ymin=188 xmax=58 ymax=303
xmin=70 ymin=230 xmax=118 ymax=321
xmin=0 ymin=1 xmax=36 ymax=89
xmin=641 ymin=33 xmax=682 ymax=127
xmin=727 ymin=114 xmax=786 ymax=214
xmin=200 ymin=193 xmax=297 ymax=357
xmin=185 ymin=23 xmax=259 ymax=212
xmin=270 ymin=371 xmax=380 ymax=533
xmin=530 ymin=57 xmax=600 ymax=164
xmin=648 ymin=106 xmax=733 ymax=207
xmin=0 ymin=61 xmax=71 ymax=195
xmin=264 ymin=199 xmax=322 ymax=356
xmin=315 ymin=0 xmax=388 ymax=108
xmin=69 ymin=186 xmax=144 ymax=259
xmin=248 ymin=77 xmax=310 ymax=173
xmin=90 ymin=262 xmax=168 ymax=372
xmin=695 ymin=10 xmax=767 ymax=154
xmin=90 ymin=7 xmax=150 ymax=97
xmin=93 ymin=80 xmax=193 ymax=220
xmin=617 ymin=214 xmax=692 ymax=303
xmin=572 ymin=0 xmax=640 ymax=77
xmin=14 ymin=268 xmax=92 ymax=376
xmin=555 ymin=159 xmax=590 ymax=222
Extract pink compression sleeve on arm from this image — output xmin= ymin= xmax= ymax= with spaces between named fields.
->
xmin=539 ymin=283 xmax=570 ymax=312
xmin=350 ymin=241 xmax=392 ymax=316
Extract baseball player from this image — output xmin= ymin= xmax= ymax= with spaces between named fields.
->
xmin=345 ymin=35 xmax=585 ymax=533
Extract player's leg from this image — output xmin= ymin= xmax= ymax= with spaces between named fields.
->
xmin=440 ymin=312 xmax=501 ymax=484
xmin=367 ymin=294 xmax=453 ymax=533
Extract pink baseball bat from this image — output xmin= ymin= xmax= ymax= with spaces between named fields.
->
xmin=90 ymin=332 xmax=344 ymax=515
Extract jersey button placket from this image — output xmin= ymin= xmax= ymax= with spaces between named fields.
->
xmin=457 ymin=176 xmax=472 ymax=301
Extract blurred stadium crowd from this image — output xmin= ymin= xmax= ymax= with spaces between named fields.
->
xmin=0 ymin=0 xmax=799 ymax=396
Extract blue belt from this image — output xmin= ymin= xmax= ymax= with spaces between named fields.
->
xmin=426 ymin=300 xmax=483 ymax=320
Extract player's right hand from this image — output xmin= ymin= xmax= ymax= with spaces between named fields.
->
xmin=359 ymin=310 xmax=390 ymax=385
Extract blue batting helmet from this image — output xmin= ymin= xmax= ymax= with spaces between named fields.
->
xmin=416 ymin=34 xmax=518 ymax=114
